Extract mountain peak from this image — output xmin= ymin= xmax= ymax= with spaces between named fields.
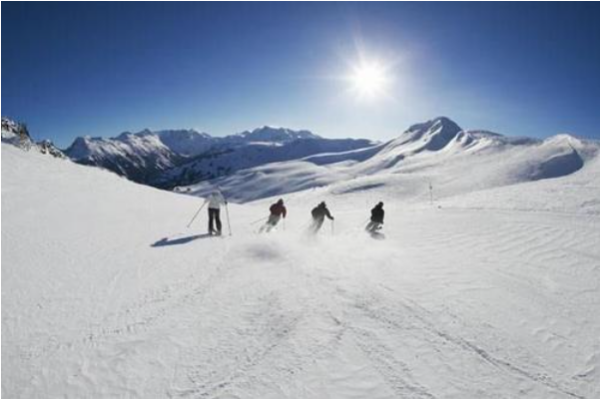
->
xmin=406 ymin=117 xmax=462 ymax=137
xmin=66 ymin=136 xmax=96 ymax=160
xmin=2 ymin=117 xmax=31 ymax=142
xmin=236 ymin=126 xmax=320 ymax=143
xmin=2 ymin=117 xmax=66 ymax=159
xmin=392 ymin=116 xmax=463 ymax=152
xmin=117 ymin=132 xmax=134 ymax=140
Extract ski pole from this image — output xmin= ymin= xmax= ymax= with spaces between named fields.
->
xmin=225 ymin=204 xmax=232 ymax=236
xmin=331 ymin=220 xmax=335 ymax=236
xmin=187 ymin=201 xmax=207 ymax=228
xmin=250 ymin=216 xmax=269 ymax=225
xmin=429 ymin=181 xmax=433 ymax=206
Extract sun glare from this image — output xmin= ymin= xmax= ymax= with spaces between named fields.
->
xmin=349 ymin=60 xmax=390 ymax=100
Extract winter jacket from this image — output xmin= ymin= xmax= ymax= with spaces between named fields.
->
xmin=205 ymin=192 xmax=227 ymax=209
xmin=371 ymin=205 xmax=384 ymax=224
xmin=311 ymin=205 xmax=333 ymax=220
xmin=270 ymin=203 xmax=287 ymax=218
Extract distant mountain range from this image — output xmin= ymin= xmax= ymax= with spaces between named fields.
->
xmin=4 ymin=116 xmax=598 ymax=204
xmin=61 ymin=126 xmax=375 ymax=187
xmin=182 ymin=116 xmax=599 ymax=202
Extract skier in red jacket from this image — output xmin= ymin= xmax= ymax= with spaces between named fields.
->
xmin=260 ymin=199 xmax=287 ymax=233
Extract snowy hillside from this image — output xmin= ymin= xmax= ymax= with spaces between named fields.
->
xmin=65 ymin=126 xmax=374 ymax=186
xmin=155 ymin=136 xmax=375 ymax=189
xmin=185 ymin=117 xmax=600 ymax=203
xmin=2 ymin=139 xmax=599 ymax=398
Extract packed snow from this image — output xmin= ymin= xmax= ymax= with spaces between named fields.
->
xmin=2 ymin=131 xmax=599 ymax=398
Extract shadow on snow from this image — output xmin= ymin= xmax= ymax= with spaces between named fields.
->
xmin=151 ymin=233 xmax=213 ymax=247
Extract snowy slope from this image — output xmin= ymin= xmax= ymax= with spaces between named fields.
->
xmin=440 ymin=151 xmax=600 ymax=215
xmin=3 ymin=140 xmax=599 ymax=398
xmin=184 ymin=117 xmax=599 ymax=203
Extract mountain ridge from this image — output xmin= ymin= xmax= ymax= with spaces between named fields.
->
xmin=62 ymin=125 xmax=375 ymax=186
xmin=4 ymin=116 xmax=598 ymax=204
xmin=2 ymin=117 xmax=66 ymax=159
xmin=181 ymin=117 xmax=599 ymax=202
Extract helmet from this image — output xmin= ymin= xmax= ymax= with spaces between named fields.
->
xmin=378 ymin=201 xmax=384 ymax=207
xmin=277 ymin=198 xmax=284 ymax=205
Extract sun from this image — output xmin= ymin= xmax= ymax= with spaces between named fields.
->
xmin=349 ymin=60 xmax=390 ymax=99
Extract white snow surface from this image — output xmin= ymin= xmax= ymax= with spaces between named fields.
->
xmin=2 ymin=142 xmax=600 ymax=398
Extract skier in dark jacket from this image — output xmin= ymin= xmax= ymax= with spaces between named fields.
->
xmin=260 ymin=199 xmax=287 ymax=233
xmin=366 ymin=202 xmax=384 ymax=233
xmin=310 ymin=201 xmax=334 ymax=233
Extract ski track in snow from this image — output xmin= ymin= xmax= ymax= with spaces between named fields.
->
xmin=3 ymin=144 xmax=600 ymax=398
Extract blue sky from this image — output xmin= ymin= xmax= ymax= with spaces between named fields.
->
xmin=2 ymin=2 xmax=600 ymax=147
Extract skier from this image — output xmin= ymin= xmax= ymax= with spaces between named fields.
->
xmin=260 ymin=198 xmax=287 ymax=233
xmin=310 ymin=201 xmax=334 ymax=233
xmin=204 ymin=190 xmax=227 ymax=236
xmin=366 ymin=202 xmax=384 ymax=233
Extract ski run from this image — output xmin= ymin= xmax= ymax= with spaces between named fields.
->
xmin=2 ymin=140 xmax=600 ymax=398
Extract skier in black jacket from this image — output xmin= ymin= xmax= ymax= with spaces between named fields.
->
xmin=366 ymin=202 xmax=384 ymax=233
xmin=310 ymin=202 xmax=334 ymax=233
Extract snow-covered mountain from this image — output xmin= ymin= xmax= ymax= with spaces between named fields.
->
xmin=184 ymin=117 xmax=600 ymax=202
xmin=2 ymin=117 xmax=66 ymax=159
xmin=229 ymin=126 xmax=319 ymax=144
xmin=63 ymin=128 xmax=216 ymax=183
xmin=3 ymin=135 xmax=599 ymax=398
xmin=155 ymin=134 xmax=375 ymax=189
xmin=65 ymin=132 xmax=185 ymax=183
xmin=64 ymin=126 xmax=375 ymax=185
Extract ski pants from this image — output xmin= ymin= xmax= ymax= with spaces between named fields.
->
xmin=267 ymin=214 xmax=281 ymax=226
xmin=311 ymin=217 xmax=325 ymax=232
xmin=208 ymin=208 xmax=222 ymax=234
xmin=259 ymin=214 xmax=281 ymax=233
xmin=366 ymin=221 xmax=382 ymax=232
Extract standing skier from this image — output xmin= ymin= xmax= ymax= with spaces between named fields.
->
xmin=310 ymin=201 xmax=334 ymax=233
xmin=260 ymin=198 xmax=287 ymax=233
xmin=204 ymin=190 xmax=227 ymax=236
xmin=366 ymin=202 xmax=385 ymax=233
